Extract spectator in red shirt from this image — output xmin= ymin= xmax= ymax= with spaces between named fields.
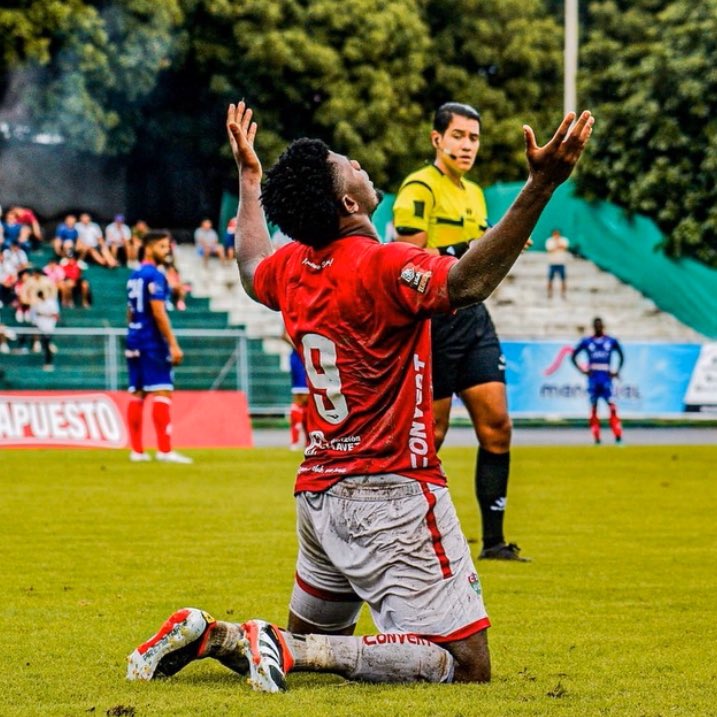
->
xmin=60 ymin=253 xmax=91 ymax=308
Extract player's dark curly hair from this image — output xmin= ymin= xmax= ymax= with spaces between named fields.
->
xmin=261 ymin=138 xmax=342 ymax=248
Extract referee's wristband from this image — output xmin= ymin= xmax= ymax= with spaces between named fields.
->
xmin=437 ymin=241 xmax=470 ymax=258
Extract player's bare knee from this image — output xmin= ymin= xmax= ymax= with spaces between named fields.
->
xmin=477 ymin=415 xmax=512 ymax=452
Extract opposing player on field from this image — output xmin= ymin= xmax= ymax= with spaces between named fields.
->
xmin=571 ymin=317 xmax=624 ymax=444
xmin=125 ymin=230 xmax=192 ymax=463
xmin=127 ymin=102 xmax=594 ymax=690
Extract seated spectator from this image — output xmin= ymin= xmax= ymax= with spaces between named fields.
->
xmin=223 ymin=216 xmax=237 ymax=262
xmin=30 ymin=289 xmax=59 ymax=371
xmin=53 ymin=214 xmax=79 ymax=259
xmin=2 ymin=208 xmax=33 ymax=252
xmin=2 ymin=242 xmax=30 ymax=281
xmin=9 ymin=205 xmax=43 ymax=248
xmin=76 ymin=212 xmax=118 ymax=268
xmin=163 ymin=261 xmax=188 ymax=311
xmin=105 ymin=214 xmax=132 ymax=266
xmin=194 ymin=218 xmax=224 ymax=267
xmin=43 ymin=257 xmax=66 ymax=293
xmin=59 ymin=253 xmax=91 ymax=308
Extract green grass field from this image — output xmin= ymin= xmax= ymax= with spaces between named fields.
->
xmin=2 ymin=444 xmax=716 ymax=716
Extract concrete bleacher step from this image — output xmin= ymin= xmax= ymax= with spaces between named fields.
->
xmin=485 ymin=251 xmax=704 ymax=341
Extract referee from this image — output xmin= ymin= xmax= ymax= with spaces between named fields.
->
xmin=393 ymin=102 xmax=527 ymax=562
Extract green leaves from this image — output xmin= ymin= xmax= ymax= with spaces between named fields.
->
xmin=579 ymin=0 xmax=717 ymax=266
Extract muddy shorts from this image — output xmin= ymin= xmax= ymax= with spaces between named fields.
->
xmin=290 ymin=474 xmax=490 ymax=642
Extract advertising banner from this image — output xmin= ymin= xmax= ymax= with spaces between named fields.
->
xmin=0 ymin=391 xmax=252 ymax=448
xmin=502 ymin=341 xmax=702 ymax=417
xmin=683 ymin=343 xmax=717 ymax=413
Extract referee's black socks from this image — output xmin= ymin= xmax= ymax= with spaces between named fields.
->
xmin=475 ymin=448 xmax=510 ymax=549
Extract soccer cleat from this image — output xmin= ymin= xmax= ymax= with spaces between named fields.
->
xmin=127 ymin=608 xmax=215 ymax=680
xmin=241 ymin=620 xmax=294 ymax=693
xmin=156 ymin=450 xmax=193 ymax=464
xmin=479 ymin=542 xmax=531 ymax=562
xmin=129 ymin=451 xmax=151 ymax=462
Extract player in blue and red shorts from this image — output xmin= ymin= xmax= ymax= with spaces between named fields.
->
xmin=571 ymin=317 xmax=625 ymax=444
xmin=125 ymin=230 xmax=192 ymax=463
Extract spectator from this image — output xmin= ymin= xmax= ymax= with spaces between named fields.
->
xmin=60 ymin=253 xmax=91 ymax=308
xmin=2 ymin=242 xmax=29 ymax=279
xmin=76 ymin=212 xmax=118 ymax=268
xmin=105 ymin=214 xmax=133 ymax=266
xmin=128 ymin=219 xmax=148 ymax=266
xmin=53 ymin=214 xmax=79 ymax=259
xmin=12 ymin=268 xmax=34 ymax=352
xmin=19 ymin=268 xmax=57 ymax=353
xmin=194 ymin=218 xmax=224 ymax=267
xmin=0 ymin=248 xmax=21 ymax=307
xmin=223 ymin=216 xmax=237 ymax=262
xmin=43 ymin=257 xmax=66 ymax=293
xmin=546 ymin=228 xmax=570 ymax=299
xmin=163 ymin=261 xmax=188 ymax=311
xmin=9 ymin=205 xmax=43 ymax=248
xmin=22 ymin=266 xmax=58 ymax=305
xmin=30 ymin=289 xmax=59 ymax=371
xmin=2 ymin=208 xmax=32 ymax=252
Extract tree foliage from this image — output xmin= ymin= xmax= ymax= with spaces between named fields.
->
xmin=1 ymin=0 xmax=564 ymax=203
xmin=579 ymin=0 xmax=717 ymax=266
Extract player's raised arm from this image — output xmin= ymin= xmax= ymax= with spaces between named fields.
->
xmin=227 ymin=101 xmax=272 ymax=300
xmin=448 ymin=111 xmax=594 ymax=307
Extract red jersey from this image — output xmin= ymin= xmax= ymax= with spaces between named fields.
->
xmin=254 ymin=234 xmax=457 ymax=493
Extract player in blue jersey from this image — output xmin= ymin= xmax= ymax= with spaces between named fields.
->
xmin=571 ymin=317 xmax=625 ymax=444
xmin=125 ymin=230 xmax=192 ymax=463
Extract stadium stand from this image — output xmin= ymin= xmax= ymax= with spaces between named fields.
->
xmin=485 ymin=251 xmax=706 ymax=341
xmin=0 ymin=245 xmax=285 ymax=408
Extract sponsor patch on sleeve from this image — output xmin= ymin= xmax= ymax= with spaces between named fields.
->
xmin=400 ymin=264 xmax=432 ymax=294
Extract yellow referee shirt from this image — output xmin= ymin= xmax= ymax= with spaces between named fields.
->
xmin=393 ymin=164 xmax=488 ymax=249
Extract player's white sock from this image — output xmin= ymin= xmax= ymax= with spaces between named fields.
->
xmin=282 ymin=632 xmax=454 ymax=683
xmin=205 ymin=621 xmax=249 ymax=674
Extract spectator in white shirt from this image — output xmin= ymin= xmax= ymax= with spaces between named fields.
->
xmin=194 ymin=218 xmax=224 ymax=267
xmin=76 ymin=212 xmax=118 ymax=268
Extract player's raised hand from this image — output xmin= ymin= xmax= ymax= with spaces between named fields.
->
xmin=227 ymin=101 xmax=261 ymax=180
xmin=523 ymin=110 xmax=594 ymax=187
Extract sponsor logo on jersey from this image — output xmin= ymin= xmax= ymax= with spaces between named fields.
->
xmin=409 ymin=353 xmax=430 ymax=468
xmin=302 ymin=257 xmax=334 ymax=271
xmin=400 ymin=264 xmax=431 ymax=294
xmin=305 ymin=430 xmax=361 ymax=456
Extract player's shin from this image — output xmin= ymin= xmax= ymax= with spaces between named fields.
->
xmin=152 ymin=396 xmax=172 ymax=452
xmin=282 ymin=632 xmax=455 ymax=683
xmin=589 ymin=406 xmax=601 ymax=444
xmin=609 ymin=404 xmax=622 ymax=441
xmin=127 ymin=397 xmax=144 ymax=453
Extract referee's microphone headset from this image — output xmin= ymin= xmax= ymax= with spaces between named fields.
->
xmin=433 ymin=137 xmax=458 ymax=160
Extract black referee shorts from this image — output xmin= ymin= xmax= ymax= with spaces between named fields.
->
xmin=430 ymin=303 xmax=506 ymax=400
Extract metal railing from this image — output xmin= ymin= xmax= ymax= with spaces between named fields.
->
xmin=1 ymin=326 xmax=289 ymax=412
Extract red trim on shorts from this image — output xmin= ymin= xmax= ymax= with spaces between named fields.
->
xmin=420 ymin=617 xmax=491 ymax=644
xmin=295 ymin=573 xmax=362 ymax=603
xmin=420 ymin=482 xmax=453 ymax=579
